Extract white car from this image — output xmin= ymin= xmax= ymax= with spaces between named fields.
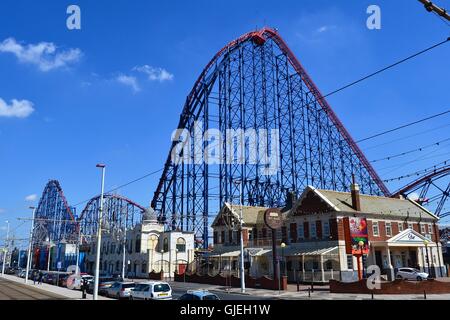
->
xmin=396 ymin=268 xmax=429 ymax=281
xmin=130 ymin=281 xmax=172 ymax=300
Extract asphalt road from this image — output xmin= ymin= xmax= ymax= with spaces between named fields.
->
xmin=0 ymin=277 xmax=67 ymax=300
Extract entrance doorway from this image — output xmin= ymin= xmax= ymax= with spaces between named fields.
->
xmin=408 ymin=250 xmax=418 ymax=268
xmin=375 ymin=251 xmax=383 ymax=270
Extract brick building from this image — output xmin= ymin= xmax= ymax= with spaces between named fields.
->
xmin=211 ymin=183 xmax=446 ymax=282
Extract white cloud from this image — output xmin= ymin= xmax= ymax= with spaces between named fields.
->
xmin=0 ymin=209 xmax=5 ymax=214
xmin=0 ymin=38 xmax=82 ymax=72
xmin=133 ymin=65 xmax=174 ymax=82
xmin=0 ymin=98 xmax=34 ymax=118
xmin=116 ymin=74 xmax=140 ymax=93
xmin=316 ymin=25 xmax=337 ymax=33
xmin=25 ymin=194 xmax=38 ymax=202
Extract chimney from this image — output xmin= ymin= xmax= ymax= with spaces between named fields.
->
xmin=285 ymin=191 xmax=297 ymax=211
xmin=351 ymin=174 xmax=361 ymax=212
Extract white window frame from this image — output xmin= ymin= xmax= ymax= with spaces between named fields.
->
xmin=385 ymin=222 xmax=392 ymax=237
xmin=398 ymin=222 xmax=404 ymax=233
xmin=372 ymin=221 xmax=379 ymax=237
xmin=428 ymin=223 xmax=433 ymax=234
xmin=420 ymin=224 xmax=426 ymax=234
xmin=407 ymin=222 xmax=413 ymax=230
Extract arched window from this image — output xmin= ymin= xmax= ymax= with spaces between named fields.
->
xmin=135 ymin=234 xmax=141 ymax=253
xmin=176 ymin=237 xmax=186 ymax=253
xmin=163 ymin=238 xmax=169 ymax=252
xmin=148 ymin=234 xmax=158 ymax=251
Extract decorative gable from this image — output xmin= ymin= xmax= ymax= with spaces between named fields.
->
xmin=387 ymin=228 xmax=432 ymax=244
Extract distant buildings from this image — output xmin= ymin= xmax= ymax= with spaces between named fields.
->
xmin=211 ymin=183 xmax=446 ymax=282
xmin=83 ymin=209 xmax=195 ymax=278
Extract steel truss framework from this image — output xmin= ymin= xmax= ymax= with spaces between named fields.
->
xmin=34 ymin=181 xmax=147 ymax=248
xmin=151 ymin=28 xmax=389 ymax=247
xmin=78 ymin=194 xmax=147 ymax=240
xmin=391 ymin=165 xmax=450 ymax=218
xmin=33 ymin=180 xmax=78 ymax=246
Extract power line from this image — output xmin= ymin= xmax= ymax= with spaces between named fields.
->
xmin=363 ymin=123 xmax=450 ymax=151
xmin=72 ymin=168 xmax=164 ymax=208
xmin=383 ymin=161 xmax=449 ymax=182
xmin=356 ymin=108 xmax=450 ymax=143
xmin=370 ymin=137 xmax=450 ymax=163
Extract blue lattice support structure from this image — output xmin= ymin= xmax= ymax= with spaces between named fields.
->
xmin=34 ymin=180 xmax=77 ymax=246
xmin=78 ymin=194 xmax=146 ymax=239
xmin=151 ymin=28 xmax=389 ymax=247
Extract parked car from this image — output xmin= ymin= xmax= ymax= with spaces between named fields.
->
xmin=130 ymin=281 xmax=172 ymax=300
xmin=178 ymin=290 xmax=220 ymax=300
xmin=105 ymin=281 xmax=136 ymax=299
xmin=67 ymin=274 xmax=94 ymax=290
xmin=396 ymin=268 xmax=429 ymax=281
xmin=87 ymin=277 xmax=116 ymax=295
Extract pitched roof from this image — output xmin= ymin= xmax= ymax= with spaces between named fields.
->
xmin=211 ymin=202 xmax=268 ymax=227
xmin=300 ymin=186 xmax=438 ymax=220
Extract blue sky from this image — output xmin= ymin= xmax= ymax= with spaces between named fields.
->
xmin=0 ymin=0 xmax=449 ymax=245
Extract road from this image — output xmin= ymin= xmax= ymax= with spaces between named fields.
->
xmin=0 ymin=277 xmax=67 ymax=300
xmin=168 ymin=281 xmax=273 ymax=300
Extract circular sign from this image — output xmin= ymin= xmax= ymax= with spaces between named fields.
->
xmin=264 ymin=208 xmax=283 ymax=230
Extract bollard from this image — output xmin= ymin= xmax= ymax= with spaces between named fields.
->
xmin=308 ymin=288 xmax=311 ymax=298
xmin=371 ymin=292 xmax=374 ymax=300
xmin=311 ymin=282 xmax=314 ymax=293
xmin=424 ymin=290 xmax=427 ymax=300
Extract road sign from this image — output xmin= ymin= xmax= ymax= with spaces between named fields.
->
xmin=57 ymin=261 xmax=62 ymax=269
xmin=264 ymin=208 xmax=283 ymax=230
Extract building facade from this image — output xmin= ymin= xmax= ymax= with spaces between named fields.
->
xmin=211 ymin=184 xmax=446 ymax=283
xmin=84 ymin=212 xmax=195 ymax=278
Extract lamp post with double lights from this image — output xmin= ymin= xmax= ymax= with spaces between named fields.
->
xmin=93 ymin=163 xmax=106 ymax=301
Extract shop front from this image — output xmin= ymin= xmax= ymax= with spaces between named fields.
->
xmin=369 ymin=228 xmax=446 ymax=280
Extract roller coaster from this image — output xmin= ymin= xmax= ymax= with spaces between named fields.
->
xmin=31 ymin=28 xmax=449 ymax=251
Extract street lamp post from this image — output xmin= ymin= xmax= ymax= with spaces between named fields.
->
xmin=93 ymin=163 xmax=106 ymax=301
xmin=25 ymin=207 xmax=36 ymax=284
xmin=160 ymin=250 xmax=164 ymax=277
xmin=234 ymin=179 xmax=246 ymax=294
xmin=1 ymin=220 xmax=10 ymax=277
xmin=121 ymin=229 xmax=126 ymax=280
xmin=281 ymin=242 xmax=286 ymax=276
xmin=75 ymin=223 xmax=82 ymax=275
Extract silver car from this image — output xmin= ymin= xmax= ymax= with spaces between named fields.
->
xmin=396 ymin=268 xmax=429 ymax=281
xmin=106 ymin=281 xmax=136 ymax=299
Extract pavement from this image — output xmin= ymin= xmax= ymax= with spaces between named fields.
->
xmin=164 ymin=280 xmax=450 ymax=300
xmin=2 ymin=274 xmax=450 ymax=300
xmin=0 ymin=274 xmax=112 ymax=300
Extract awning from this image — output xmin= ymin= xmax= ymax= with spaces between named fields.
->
xmin=209 ymin=250 xmax=241 ymax=258
xmin=252 ymin=246 xmax=339 ymax=257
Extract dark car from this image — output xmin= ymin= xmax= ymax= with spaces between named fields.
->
xmin=87 ymin=277 xmax=116 ymax=295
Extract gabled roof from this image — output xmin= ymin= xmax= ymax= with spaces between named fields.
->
xmin=211 ymin=202 xmax=268 ymax=228
xmin=290 ymin=185 xmax=438 ymax=220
